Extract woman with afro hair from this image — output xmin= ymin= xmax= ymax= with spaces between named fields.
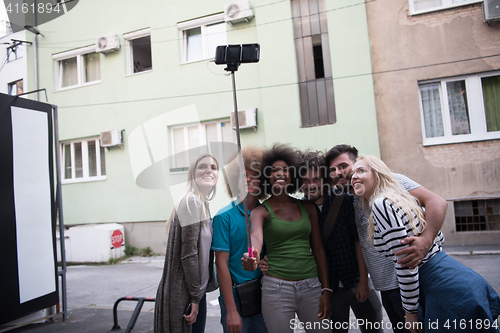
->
xmin=243 ymin=143 xmax=331 ymax=333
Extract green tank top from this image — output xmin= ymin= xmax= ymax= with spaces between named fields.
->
xmin=263 ymin=199 xmax=318 ymax=280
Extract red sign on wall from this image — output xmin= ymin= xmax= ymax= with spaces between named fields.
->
xmin=111 ymin=230 xmax=124 ymax=248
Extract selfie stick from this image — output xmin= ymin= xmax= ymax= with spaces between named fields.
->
xmin=230 ymin=71 xmax=253 ymax=258
xmin=216 ymin=44 xmax=259 ymax=258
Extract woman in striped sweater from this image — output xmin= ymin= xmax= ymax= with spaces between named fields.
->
xmin=351 ymin=155 xmax=500 ymax=333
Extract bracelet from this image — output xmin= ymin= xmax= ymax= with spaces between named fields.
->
xmin=321 ymin=288 xmax=333 ymax=293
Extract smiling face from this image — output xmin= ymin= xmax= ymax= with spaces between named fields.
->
xmin=194 ymin=156 xmax=218 ymax=195
xmin=301 ymin=168 xmax=324 ymax=203
xmin=328 ymin=152 xmax=355 ymax=187
xmin=351 ymin=159 xmax=377 ymax=200
xmin=269 ymin=160 xmax=290 ymax=194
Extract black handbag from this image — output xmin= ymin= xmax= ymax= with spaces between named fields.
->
xmin=234 ymin=278 xmax=262 ymax=318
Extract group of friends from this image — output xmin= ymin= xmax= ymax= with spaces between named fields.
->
xmin=153 ymin=143 xmax=500 ymax=333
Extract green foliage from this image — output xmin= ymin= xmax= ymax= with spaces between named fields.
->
xmin=141 ymin=246 xmax=153 ymax=257
xmin=124 ymin=245 xmax=138 ymax=256
xmin=108 ymin=257 xmax=118 ymax=264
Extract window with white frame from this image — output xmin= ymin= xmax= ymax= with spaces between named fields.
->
xmin=124 ymin=28 xmax=152 ymax=75
xmin=418 ymin=72 xmax=500 ymax=146
xmin=61 ymin=137 xmax=106 ymax=183
xmin=178 ymin=13 xmax=227 ymax=63
xmin=170 ymin=119 xmax=233 ymax=172
xmin=53 ymin=45 xmax=101 ymax=90
xmin=8 ymin=79 xmax=23 ymax=95
xmin=409 ymin=0 xmax=481 ymax=15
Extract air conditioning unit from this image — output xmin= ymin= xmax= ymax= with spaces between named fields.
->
xmin=100 ymin=129 xmax=123 ymax=148
xmin=484 ymin=0 xmax=500 ymax=23
xmin=224 ymin=0 xmax=254 ymax=24
xmin=96 ymin=34 xmax=120 ymax=53
xmin=230 ymin=108 xmax=257 ymax=130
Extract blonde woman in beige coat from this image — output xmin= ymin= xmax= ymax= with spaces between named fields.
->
xmin=154 ymin=154 xmax=219 ymax=333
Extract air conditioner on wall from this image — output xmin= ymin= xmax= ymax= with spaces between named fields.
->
xmin=484 ymin=0 xmax=500 ymax=23
xmin=230 ymin=108 xmax=257 ymax=130
xmin=224 ymin=0 xmax=254 ymax=24
xmin=100 ymin=129 xmax=123 ymax=148
xmin=96 ymin=34 xmax=120 ymax=53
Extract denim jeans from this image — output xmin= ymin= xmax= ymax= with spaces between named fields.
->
xmin=219 ymin=295 xmax=268 ymax=333
xmin=261 ymin=275 xmax=330 ymax=333
xmin=329 ymin=281 xmax=383 ymax=333
xmin=191 ymin=293 xmax=206 ymax=333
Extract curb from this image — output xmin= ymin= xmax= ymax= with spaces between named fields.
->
xmin=447 ymin=250 xmax=500 ymax=256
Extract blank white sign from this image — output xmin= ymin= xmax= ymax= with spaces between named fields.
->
xmin=11 ymin=106 xmax=56 ymax=304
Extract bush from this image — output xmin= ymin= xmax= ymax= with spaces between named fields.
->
xmin=108 ymin=257 xmax=118 ymax=264
xmin=124 ymin=245 xmax=138 ymax=257
xmin=142 ymin=246 xmax=153 ymax=257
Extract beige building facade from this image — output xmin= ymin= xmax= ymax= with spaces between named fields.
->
xmin=366 ymin=1 xmax=500 ymax=245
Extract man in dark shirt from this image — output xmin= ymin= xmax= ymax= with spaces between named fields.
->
xmin=297 ymin=149 xmax=383 ymax=333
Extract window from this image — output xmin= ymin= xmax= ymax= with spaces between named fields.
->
xmin=454 ymin=199 xmax=500 ymax=232
xmin=61 ymin=137 xmax=106 ymax=183
xmin=124 ymin=28 xmax=152 ymax=75
xmin=170 ymin=119 xmax=233 ymax=172
xmin=418 ymin=72 xmax=500 ymax=146
xmin=8 ymin=79 xmax=23 ymax=95
xmin=178 ymin=14 xmax=227 ymax=63
xmin=291 ymin=0 xmax=336 ymax=127
xmin=53 ymin=45 xmax=101 ymax=90
xmin=409 ymin=0 xmax=480 ymax=15
xmin=7 ymin=44 xmax=22 ymax=62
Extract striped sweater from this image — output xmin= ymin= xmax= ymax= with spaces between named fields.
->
xmin=371 ymin=197 xmax=444 ymax=313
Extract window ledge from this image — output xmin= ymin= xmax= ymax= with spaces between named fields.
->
xmin=125 ymin=69 xmax=153 ymax=77
xmin=55 ymin=80 xmax=102 ymax=92
xmin=422 ymin=133 xmax=500 ymax=146
xmin=62 ymin=176 xmax=107 ymax=184
xmin=409 ymin=0 xmax=482 ymax=16
xmin=169 ymin=169 xmax=188 ymax=175
xmin=180 ymin=58 xmax=214 ymax=65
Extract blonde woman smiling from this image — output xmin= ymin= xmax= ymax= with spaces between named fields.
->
xmin=351 ymin=155 xmax=500 ymax=333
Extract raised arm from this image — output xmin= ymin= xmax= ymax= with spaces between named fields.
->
xmin=304 ymin=201 xmax=331 ymax=320
xmin=242 ymin=205 xmax=267 ymax=271
xmin=396 ymin=186 xmax=447 ymax=268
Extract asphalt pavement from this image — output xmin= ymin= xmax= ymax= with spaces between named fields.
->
xmin=2 ymin=244 xmax=499 ymax=333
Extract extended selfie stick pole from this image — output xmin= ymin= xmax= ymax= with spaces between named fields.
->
xmin=216 ymin=43 xmax=260 ymax=259
xmin=230 ymin=70 xmax=253 ymax=258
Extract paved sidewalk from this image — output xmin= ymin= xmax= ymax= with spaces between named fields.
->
xmin=2 ymin=245 xmax=499 ymax=333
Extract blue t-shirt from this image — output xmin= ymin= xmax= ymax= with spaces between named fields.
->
xmin=211 ymin=200 xmax=262 ymax=301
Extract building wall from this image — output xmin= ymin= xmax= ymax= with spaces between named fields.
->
xmin=366 ymin=1 xmax=500 ymax=244
xmin=0 ymin=30 xmax=28 ymax=96
xmin=31 ymin=0 xmax=379 ymax=253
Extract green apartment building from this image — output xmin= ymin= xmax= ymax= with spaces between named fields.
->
xmin=27 ymin=0 xmax=379 ymax=254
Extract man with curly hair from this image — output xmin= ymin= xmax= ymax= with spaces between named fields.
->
xmin=212 ymin=146 xmax=269 ymax=333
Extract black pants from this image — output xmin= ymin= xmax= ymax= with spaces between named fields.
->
xmin=380 ymin=288 xmax=410 ymax=333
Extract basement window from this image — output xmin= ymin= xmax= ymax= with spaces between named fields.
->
xmin=454 ymin=198 xmax=500 ymax=232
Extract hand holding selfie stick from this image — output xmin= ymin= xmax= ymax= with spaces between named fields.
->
xmin=215 ymin=44 xmax=260 ymax=258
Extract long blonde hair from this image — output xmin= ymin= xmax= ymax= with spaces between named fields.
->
xmin=166 ymin=154 xmax=219 ymax=234
xmin=357 ymin=155 xmax=426 ymax=240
